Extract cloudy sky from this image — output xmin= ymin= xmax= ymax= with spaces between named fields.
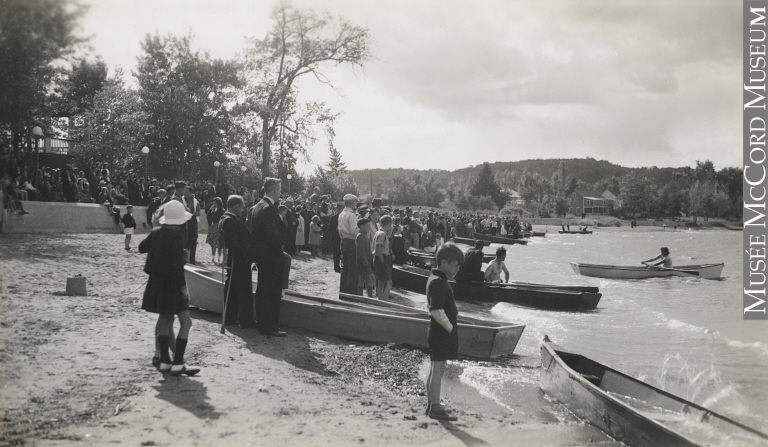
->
xmin=81 ymin=0 xmax=742 ymax=173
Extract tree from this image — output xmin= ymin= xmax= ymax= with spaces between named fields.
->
xmin=307 ymin=165 xmax=357 ymax=200
xmin=54 ymin=57 xmax=108 ymax=117
xmin=471 ymin=162 xmax=507 ymax=210
xmin=136 ymin=33 xmax=241 ymax=179
xmin=242 ymin=3 xmax=370 ymax=179
xmin=0 ymin=0 xmax=86 ymax=154
xmin=69 ymin=70 xmax=148 ymax=171
xmin=327 ymin=143 xmax=347 ymax=175
xmin=618 ymin=172 xmax=656 ymax=217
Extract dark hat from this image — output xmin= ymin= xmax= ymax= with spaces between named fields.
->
xmin=174 ymin=180 xmax=186 ymax=189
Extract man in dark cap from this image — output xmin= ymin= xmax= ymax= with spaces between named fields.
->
xmin=219 ymin=195 xmax=255 ymax=328
xmin=248 ymin=177 xmax=288 ymax=336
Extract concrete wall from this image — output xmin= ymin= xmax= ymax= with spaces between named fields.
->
xmin=3 ymin=201 xmax=209 ymax=234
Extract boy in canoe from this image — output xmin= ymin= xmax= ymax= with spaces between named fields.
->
xmin=642 ymin=247 xmax=672 ymax=269
xmin=484 ymin=246 xmax=510 ymax=283
xmin=426 ymin=242 xmax=465 ymax=421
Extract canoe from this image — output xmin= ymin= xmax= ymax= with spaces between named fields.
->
xmin=407 ymin=248 xmax=494 ymax=267
xmin=453 ymin=237 xmax=490 ymax=247
xmin=559 ymin=230 xmax=593 ymax=234
xmin=391 ymin=264 xmax=602 ymax=310
xmin=471 ymin=233 xmax=530 ymax=245
xmin=531 ymin=231 xmax=547 ymax=237
xmin=540 ymin=336 xmax=768 ymax=447
xmin=571 ymin=262 xmax=724 ymax=280
xmin=183 ymin=264 xmax=525 ymax=359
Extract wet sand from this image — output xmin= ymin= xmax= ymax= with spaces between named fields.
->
xmin=0 ymin=233 xmax=619 ymax=446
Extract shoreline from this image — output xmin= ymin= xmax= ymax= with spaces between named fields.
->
xmin=0 ymin=233 xmax=620 ymax=446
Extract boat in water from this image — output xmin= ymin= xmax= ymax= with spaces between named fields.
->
xmin=183 ymin=264 xmax=525 ymax=359
xmin=392 ymin=264 xmax=602 ymax=311
xmin=407 ymin=247 xmax=494 ymax=267
xmin=540 ymin=336 xmax=768 ymax=447
xmin=457 ymin=234 xmax=529 ymax=245
xmin=571 ymin=262 xmax=724 ymax=280
xmin=559 ymin=230 xmax=593 ymax=234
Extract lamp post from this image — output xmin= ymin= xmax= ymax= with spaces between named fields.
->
xmin=141 ymin=146 xmax=149 ymax=182
xmin=286 ymin=173 xmax=292 ymax=195
xmin=214 ymin=161 xmax=220 ymax=184
xmin=32 ymin=126 xmax=44 ymax=188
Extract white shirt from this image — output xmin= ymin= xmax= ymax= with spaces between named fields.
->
xmin=338 ymin=207 xmax=359 ymax=240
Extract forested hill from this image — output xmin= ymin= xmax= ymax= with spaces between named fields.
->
xmin=348 ymin=158 xmax=680 ymax=191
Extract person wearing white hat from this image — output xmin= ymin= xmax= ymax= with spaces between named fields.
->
xmin=138 ymin=200 xmax=199 ymax=376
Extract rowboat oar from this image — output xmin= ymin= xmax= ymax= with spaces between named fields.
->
xmin=641 ymin=262 xmax=699 ymax=276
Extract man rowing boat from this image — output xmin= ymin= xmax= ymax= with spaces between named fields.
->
xmin=484 ymin=246 xmax=510 ymax=283
xmin=642 ymin=247 xmax=672 ymax=269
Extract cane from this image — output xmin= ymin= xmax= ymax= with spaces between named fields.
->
xmin=220 ymin=264 xmax=233 ymax=334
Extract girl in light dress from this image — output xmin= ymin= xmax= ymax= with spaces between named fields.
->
xmin=295 ymin=206 xmax=306 ymax=248
xmin=309 ymin=214 xmax=323 ymax=256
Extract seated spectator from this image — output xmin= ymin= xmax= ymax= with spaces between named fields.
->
xmin=5 ymin=178 xmax=29 ymax=214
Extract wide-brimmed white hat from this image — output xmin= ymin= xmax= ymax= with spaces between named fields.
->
xmin=160 ymin=201 xmax=192 ymax=225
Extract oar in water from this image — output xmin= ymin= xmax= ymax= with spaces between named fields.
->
xmin=641 ymin=262 xmax=700 ymax=276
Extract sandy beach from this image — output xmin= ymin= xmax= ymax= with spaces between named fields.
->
xmin=0 ymin=232 xmax=623 ymax=446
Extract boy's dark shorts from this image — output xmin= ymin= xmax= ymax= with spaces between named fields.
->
xmin=427 ymin=322 xmax=459 ymax=361
xmin=374 ymin=254 xmax=392 ymax=281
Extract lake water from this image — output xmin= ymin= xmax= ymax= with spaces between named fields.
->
xmin=446 ymin=228 xmax=767 ymax=443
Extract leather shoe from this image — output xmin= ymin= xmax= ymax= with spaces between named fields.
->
xmin=267 ymin=331 xmax=287 ymax=337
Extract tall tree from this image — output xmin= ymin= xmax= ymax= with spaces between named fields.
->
xmin=53 ymin=57 xmax=108 ymax=117
xmin=0 ymin=0 xmax=86 ymax=154
xmin=136 ymin=34 xmax=240 ymax=179
xmin=471 ymin=162 xmax=507 ymax=210
xmin=326 ymin=143 xmax=347 ymax=175
xmin=241 ymin=3 xmax=370 ymax=180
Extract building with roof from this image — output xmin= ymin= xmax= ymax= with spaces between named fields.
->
xmin=567 ymin=190 xmax=615 ymax=216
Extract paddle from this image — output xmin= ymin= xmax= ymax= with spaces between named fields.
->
xmin=641 ymin=262 xmax=699 ymax=276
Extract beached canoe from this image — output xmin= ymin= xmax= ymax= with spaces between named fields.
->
xmin=471 ymin=233 xmax=530 ymax=245
xmin=540 ymin=336 xmax=768 ymax=447
xmin=407 ymin=248 xmax=494 ymax=267
xmin=571 ymin=262 xmax=724 ymax=280
xmin=183 ymin=265 xmax=525 ymax=359
xmin=391 ymin=264 xmax=602 ymax=310
xmin=559 ymin=230 xmax=593 ymax=234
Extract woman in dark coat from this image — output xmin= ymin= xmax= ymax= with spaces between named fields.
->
xmin=139 ymin=200 xmax=199 ymax=376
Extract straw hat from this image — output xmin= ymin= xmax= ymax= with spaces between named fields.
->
xmin=160 ymin=201 xmax=192 ymax=225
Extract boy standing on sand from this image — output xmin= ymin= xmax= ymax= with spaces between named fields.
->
xmin=425 ymin=242 xmax=464 ymax=421
xmin=122 ymin=205 xmax=137 ymax=250
xmin=356 ymin=218 xmax=376 ymax=297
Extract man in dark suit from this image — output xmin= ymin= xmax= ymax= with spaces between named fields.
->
xmin=455 ymin=240 xmax=486 ymax=284
xmin=284 ymin=197 xmax=298 ymax=255
xmin=329 ymin=202 xmax=343 ymax=273
xmin=219 ymin=195 xmax=255 ymax=328
xmin=247 ymin=178 xmax=288 ymax=336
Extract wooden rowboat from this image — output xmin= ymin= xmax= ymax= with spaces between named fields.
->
xmin=540 ymin=336 xmax=768 ymax=447
xmin=392 ymin=264 xmax=602 ymax=311
xmin=407 ymin=248 xmax=494 ymax=267
xmin=571 ymin=262 xmax=724 ymax=280
xmin=183 ymin=265 xmax=525 ymax=359
xmin=531 ymin=231 xmax=547 ymax=237
xmin=470 ymin=233 xmax=530 ymax=245
xmin=559 ymin=230 xmax=593 ymax=234
xmin=453 ymin=237 xmax=490 ymax=246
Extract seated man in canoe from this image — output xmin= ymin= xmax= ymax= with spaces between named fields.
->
xmin=642 ymin=247 xmax=672 ymax=269
xmin=454 ymin=240 xmax=485 ymax=284
xmin=484 ymin=246 xmax=510 ymax=283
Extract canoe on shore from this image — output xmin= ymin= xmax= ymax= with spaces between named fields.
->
xmin=407 ymin=248 xmax=494 ymax=267
xmin=559 ymin=230 xmax=593 ymax=234
xmin=540 ymin=336 xmax=768 ymax=447
xmin=392 ymin=264 xmax=602 ymax=311
xmin=571 ymin=262 xmax=724 ymax=280
xmin=183 ymin=265 xmax=525 ymax=359
xmin=466 ymin=234 xmax=530 ymax=245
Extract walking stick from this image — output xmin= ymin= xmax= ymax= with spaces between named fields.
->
xmin=220 ymin=264 xmax=233 ymax=334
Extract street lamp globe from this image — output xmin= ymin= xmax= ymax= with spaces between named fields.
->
xmin=241 ymin=166 xmax=247 ymax=172
xmin=287 ymin=174 xmax=292 ymax=180
xmin=141 ymin=146 xmax=149 ymax=154
xmin=32 ymin=126 xmax=44 ymax=138
xmin=214 ymin=161 xmax=220 ymax=168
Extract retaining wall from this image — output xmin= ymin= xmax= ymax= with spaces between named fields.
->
xmin=3 ymin=201 xmax=209 ymax=234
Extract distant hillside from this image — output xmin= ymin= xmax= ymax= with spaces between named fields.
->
xmin=349 ymin=158 xmax=681 ymax=193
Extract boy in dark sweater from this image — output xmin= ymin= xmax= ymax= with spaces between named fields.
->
xmin=122 ymin=205 xmax=137 ymax=250
xmin=355 ymin=218 xmax=375 ymax=297
xmin=426 ymin=242 xmax=464 ymax=421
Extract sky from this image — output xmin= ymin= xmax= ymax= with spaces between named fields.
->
xmin=79 ymin=0 xmax=743 ymax=174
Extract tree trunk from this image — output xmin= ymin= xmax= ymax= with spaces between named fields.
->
xmin=261 ymin=119 xmax=271 ymax=180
